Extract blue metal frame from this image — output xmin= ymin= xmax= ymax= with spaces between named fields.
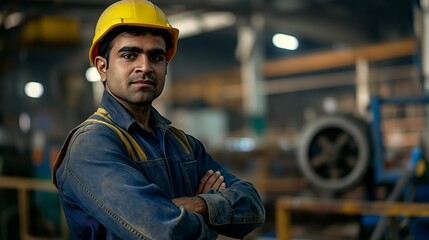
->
xmin=369 ymin=95 xmax=429 ymax=183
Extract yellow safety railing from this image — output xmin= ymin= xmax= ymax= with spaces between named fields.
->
xmin=276 ymin=196 xmax=429 ymax=240
xmin=0 ymin=176 xmax=68 ymax=240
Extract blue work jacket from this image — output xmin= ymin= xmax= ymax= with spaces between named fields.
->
xmin=53 ymin=91 xmax=265 ymax=240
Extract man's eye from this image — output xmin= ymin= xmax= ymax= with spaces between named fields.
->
xmin=122 ymin=53 xmax=135 ymax=59
xmin=150 ymin=54 xmax=165 ymax=62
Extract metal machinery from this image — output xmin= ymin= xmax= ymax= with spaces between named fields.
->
xmin=296 ymin=95 xmax=429 ymax=239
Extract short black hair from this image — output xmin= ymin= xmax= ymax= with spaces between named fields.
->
xmin=98 ymin=25 xmax=173 ymax=67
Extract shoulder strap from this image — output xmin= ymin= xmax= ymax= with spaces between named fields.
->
xmin=167 ymin=127 xmax=192 ymax=155
xmin=52 ymin=108 xmax=193 ymax=187
xmin=52 ymin=108 xmax=147 ymax=187
xmin=89 ymin=108 xmax=147 ymax=162
xmin=86 ymin=108 xmax=193 ymax=158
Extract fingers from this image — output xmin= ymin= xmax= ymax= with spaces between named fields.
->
xmin=204 ymin=171 xmax=223 ymax=192
xmin=196 ymin=170 xmax=213 ymax=194
xmin=196 ymin=170 xmax=226 ymax=194
xmin=211 ymin=173 xmax=224 ymax=190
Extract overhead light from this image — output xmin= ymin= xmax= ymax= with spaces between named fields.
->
xmin=24 ymin=82 xmax=44 ymax=98
xmin=5 ymin=12 xmax=24 ymax=29
xmin=171 ymin=16 xmax=202 ymax=38
xmin=272 ymin=33 xmax=299 ymax=50
xmin=85 ymin=66 xmax=100 ymax=82
xmin=201 ymin=12 xmax=236 ymax=31
xmin=169 ymin=11 xmax=236 ymax=39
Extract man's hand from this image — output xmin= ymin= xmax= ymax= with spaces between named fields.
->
xmin=196 ymin=170 xmax=226 ymax=194
xmin=172 ymin=169 xmax=227 ymax=222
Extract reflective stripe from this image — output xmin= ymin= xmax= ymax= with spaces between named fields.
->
xmin=94 ymin=108 xmax=112 ymax=121
xmin=88 ymin=108 xmax=147 ymax=161
xmin=167 ymin=127 xmax=192 ymax=155
xmin=52 ymin=107 xmax=193 ymax=188
xmin=84 ymin=118 xmax=144 ymax=161
xmin=92 ymin=107 xmax=193 ymax=161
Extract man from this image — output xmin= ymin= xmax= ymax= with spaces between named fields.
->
xmin=52 ymin=0 xmax=265 ymax=239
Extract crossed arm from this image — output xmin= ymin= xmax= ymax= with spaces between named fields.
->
xmin=172 ymin=169 xmax=226 ymax=220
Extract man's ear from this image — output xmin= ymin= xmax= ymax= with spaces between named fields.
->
xmin=94 ymin=56 xmax=107 ymax=83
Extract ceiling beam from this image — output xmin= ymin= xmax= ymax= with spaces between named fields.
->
xmin=264 ymin=37 xmax=415 ymax=77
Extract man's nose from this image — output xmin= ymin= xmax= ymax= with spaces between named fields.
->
xmin=135 ymin=55 xmax=153 ymax=73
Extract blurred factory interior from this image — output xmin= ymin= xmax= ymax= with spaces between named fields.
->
xmin=0 ymin=0 xmax=427 ymax=239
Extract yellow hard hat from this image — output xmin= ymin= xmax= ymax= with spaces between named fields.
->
xmin=88 ymin=0 xmax=179 ymax=65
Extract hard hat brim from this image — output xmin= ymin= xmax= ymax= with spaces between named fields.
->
xmin=89 ymin=23 xmax=179 ymax=66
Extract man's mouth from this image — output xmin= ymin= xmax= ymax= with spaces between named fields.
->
xmin=131 ymin=79 xmax=155 ymax=88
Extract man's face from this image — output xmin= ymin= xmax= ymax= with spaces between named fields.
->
xmin=96 ymin=32 xmax=168 ymax=109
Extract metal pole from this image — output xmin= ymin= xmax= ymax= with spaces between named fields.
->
xmin=236 ymin=13 xmax=267 ymax=140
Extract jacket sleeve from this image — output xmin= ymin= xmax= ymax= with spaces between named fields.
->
xmin=187 ymin=135 xmax=266 ymax=239
xmin=55 ymin=124 xmax=218 ymax=240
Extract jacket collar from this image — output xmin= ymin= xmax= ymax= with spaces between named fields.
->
xmin=99 ymin=90 xmax=171 ymax=131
